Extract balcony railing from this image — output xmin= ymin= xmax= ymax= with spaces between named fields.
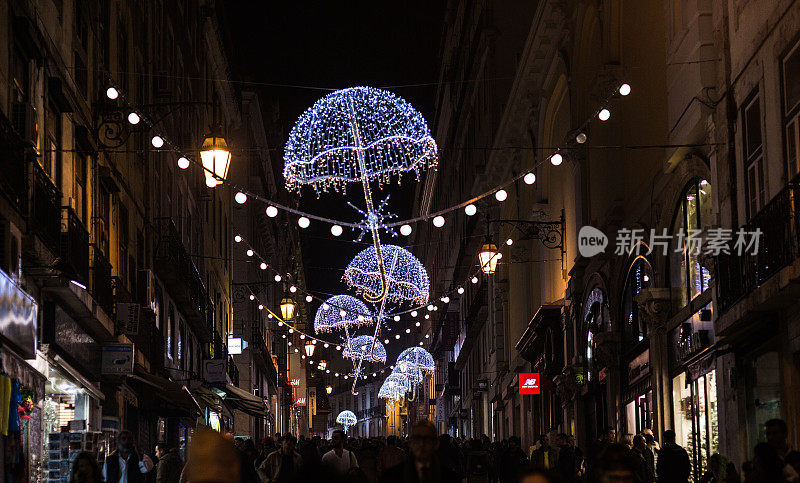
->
xmin=59 ymin=207 xmax=90 ymax=284
xmin=91 ymin=245 xmax=113 ymax=316
xmin=31 ymin=162 xmax=61 ymax=254
xmin=716 ymin=179 xmax=800 ymax=312
xmin=153 ymin=217 xmax=210 ymax=340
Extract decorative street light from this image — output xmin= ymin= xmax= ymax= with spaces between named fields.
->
xmin=280 ymin=297 xmax=296 ymax=321
xmin=304 ymin=340 xmax=316 ymax=357
xmin=200 ymin=127 xmax=231 ymax=188
xmin=326 ymin=385 xmax=333 ymax=395
xmin=318 ymin=360 xmax=327 ymax=371
xmin=478 ymin=240 xmax=500 ymax=275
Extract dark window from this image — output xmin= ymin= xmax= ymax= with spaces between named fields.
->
xmin=74 ymin=153 xmax=87 ymax=224
xmin=743 ymin=92 xmax=766 ymax=219
xmin=622 ymin=259 xmax=654 ymax=349
xmin=783 ymin=38 xmax=800 ymax=179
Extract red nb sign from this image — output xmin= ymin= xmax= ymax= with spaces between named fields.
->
xmin=519 ymin=373 xmax=540 ymax=395
xmin=294 ymin=397 xmax=306 ymax=406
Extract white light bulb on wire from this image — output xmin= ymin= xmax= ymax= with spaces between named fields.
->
xmin=306 ymin=295 xmax=313 ymax=303
xmin=425 ymin=314 xmax=430 ymax=319
xmin=288 ymin=329 xmax=294 ymax=334
xmin=289 ymin=286 xmax=297 ymax=293
xmin=235 ymin=192 xmax=247 ymax=204
xmin=465 ymin=204 xmax=477 ymax=216
xmin=576 ymin=132 xmax=587 ymax=144
xmin=415 ymin=322 xmax=420 ymax=327
xmin=400 ymin=224 xmax=412 ymax=236
xmin=425 ymin=334 xmax=430 ymax=338
xmin=127 ymin=112 xmax=140 ymax=125
xmin=551 ymin=153 xmax=563 ymax=166
xmin=331 ymin=225 xmax=343 ymax=237
xmin=384 ymin=339 xmax=389 ymax=344
xmin=393 ymin=315 xmax=401 ymax=322
xmin=495 ymin=189 xmax=507 ymax=202
xmin=336 ymin=345 xmax=341 ymax=351
xmin=178 ymin=157 xmax=190 ymax=169
xmin=524 ymin=173 xmax=536 ymax=184
xmin=274 ymin=275 xmax=282 ymax=282
xmin=598 ymin=108 xmax=611 ymax=121
xmin=395 ymin=334 xmax=400 ymax=340
xmin=471 ymin=276 xmax=478 ymax=284
xmin=268 ymin=314 xmax=273 ymax=319
xmin=506 ymin=238 xmax=513 ymax=246
xmin=427 ymin=304 xmax=434 ymax=311
xmin=458 ymin=287 xmax=465 ymax=294
xmin=246 ymin=249 xmax=254 ymax=257
xmin=258 ymin=304 xmax=263 ymax=310
xmin=260 ymin=262 xmax=267 ymax=270
xmin=619 ymin=83 xmax=631 ymax=96
xmin=266 ymin=206 xmax=278 ymax=218
xmin=405 ymin=328 xmax=411 ymax=334
xmin=249 ymin=294 xmax=254 ymax=300
xmin=433 ymin=216 xmax=445 ymax=227
xmin=234 ymin=235 xmax=242 ymax=243
xmin=300 ymin=334 xmax=305 ymax=340
xmin=442 ymin=296 xmax=450 ymax=303
xmin=411 ymin=310 xmax=418 ymax=317
xmin=298 ymin=217 xmax=310 ymax=228
xmin=106 ymin=87 xmax=119 ymax=99
xmin=151 ymin=136 xmax=164 ymax=148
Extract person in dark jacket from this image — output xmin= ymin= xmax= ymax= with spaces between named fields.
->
xmin=499 ymin=436 xmax=529 ymax=483
xmin=103 ymin=430 xmax=153 ymax=483
xmin=556 ymin=433 xmax=580 ymax=482
xmin=380 ymin=420 xmax=460 ymax=483
xmin=632 ymin=435 xmax=655 ymax=482
xmin=154 ymin=443 xmax=183 ymax=483
xmin=656 ymin=430 xmax=691 ymax=482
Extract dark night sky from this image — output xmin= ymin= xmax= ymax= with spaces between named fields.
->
xmin=223 ymin=1 xmax=445 ymax=312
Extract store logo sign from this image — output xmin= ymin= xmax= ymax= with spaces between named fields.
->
xmin=519 ymin=372 xmax=540 ymax=395
xmin=288 ymin=378 xmax=300 ymax=387
xmin=578 ymin=226 xmax=608 ymax=257
xmin=294 ymin=397 xmax=307 ymax=406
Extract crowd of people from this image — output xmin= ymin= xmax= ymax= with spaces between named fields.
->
xmin=67 ymin=418 xmax=799 ymax=482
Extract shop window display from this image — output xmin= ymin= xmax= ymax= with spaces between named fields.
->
xmin=672 ymin=370 xmax=719 ymax=482
xmin=670 ymin=179 xmax=713 ymax=311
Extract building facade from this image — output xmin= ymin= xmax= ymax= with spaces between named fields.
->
xmin=0 ymin=0 xmax=290 ymax=478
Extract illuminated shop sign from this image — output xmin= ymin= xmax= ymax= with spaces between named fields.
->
xmin=519 ymin=373 xmax=540 ymax=395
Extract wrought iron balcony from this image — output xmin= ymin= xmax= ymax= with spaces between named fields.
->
xmin=31 ymin=162 xmax=61 ymax=254
xmin=90 ymin=245 xmax=114 ymax=316
xmin=716 ymin=179 xmax=800 ymax=313
xmin=153 ymin=217 xmax=211 ymax=341
xmin=59 ymin=207 xmax=90 ymax=284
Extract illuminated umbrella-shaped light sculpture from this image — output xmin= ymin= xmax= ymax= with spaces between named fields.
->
xmin=343 ymin=244 xmax=430 ymax=366
xmin=336 ymin=410 xmax=358 ymax=434
xmin=395 ymin=347 xmax=435 ymax=401
xmin=378 ymin=372 xmax=411 ymax=403
xmin=284 ymin=86 xmax=438 ymax=303
xmin=343 ymin=335 xmax=387 ymax=395
xmin=314 ymin=295 xmax=372 ymax=340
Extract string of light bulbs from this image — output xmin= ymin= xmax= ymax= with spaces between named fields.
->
xmin=102 ymin=79 xmax=631 ymax=235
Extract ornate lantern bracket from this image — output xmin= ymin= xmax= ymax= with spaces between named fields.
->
xmin=488 ymin=208 xmax=566 ymax=275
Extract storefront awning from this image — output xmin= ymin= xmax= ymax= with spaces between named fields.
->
xmin=217 ymin=384 xmax=268 ymax=418
xmin=129 ymin=370 xmax=199 ymax=416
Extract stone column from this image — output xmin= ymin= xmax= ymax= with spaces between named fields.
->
xmin=636 ymin=288 xmax=672 ymax=435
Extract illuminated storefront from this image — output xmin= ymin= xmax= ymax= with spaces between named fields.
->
xmin=669 ymin=304 xmax=718 ymax=482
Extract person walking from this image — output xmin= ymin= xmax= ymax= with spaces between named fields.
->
xmin=499 ymin=436 xmax=529 ymax=483
xmin=103 ymin=430 xmax=154 ymax=483
xmin=464 ymin=439 xmax=492 ymax=483
xmin=656 ymin=430 xmax=691 ymax=483
xmin=321 ymin=429 xmax=360 ymax=477
xmin=70 ymin=451 xmax=102 ymax=483
xmin=379 ymin=436 xmax=407 ymax=478
xmin=766 ymin=419 xmax=800 ymax=475
xmin=632 ymin=435 xmax=655 ymax=482
xmin=154 ymin=443 xmax=183 ymax=483
xmin=530 ymin=434 xmax=558 ymax=471
xmin=257 ymin=434 xmax=304 ymax=483
xmin=555 ymin=434 xmax=579 ymax=483
xmin=380 ymin=420 xmax=460 ymax=483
